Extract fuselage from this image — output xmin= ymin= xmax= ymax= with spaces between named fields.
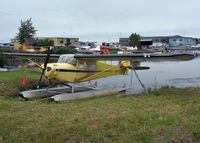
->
xmin=44 ymin=61 xmax=128 ymax=83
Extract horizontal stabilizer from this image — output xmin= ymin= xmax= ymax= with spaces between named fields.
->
xmin=128 ymin=66 xmax=150 ymax=70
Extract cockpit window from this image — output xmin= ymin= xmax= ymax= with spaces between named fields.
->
xmin=57 ymin=54 xmax=96 ymax=70
xmin=57 ymin=55 xmax=76 ymax=65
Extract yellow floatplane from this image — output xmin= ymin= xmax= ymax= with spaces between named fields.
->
xmin=19 ymin=50 xmax=194 ymax=101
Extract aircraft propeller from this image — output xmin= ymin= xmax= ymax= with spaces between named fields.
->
xmin=37 ymin=47 xmax=52 ymax=88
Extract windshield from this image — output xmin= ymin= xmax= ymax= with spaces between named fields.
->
xmin=57 ymin=54 xmax=76 ymax=65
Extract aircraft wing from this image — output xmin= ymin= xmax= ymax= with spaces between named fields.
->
xmin=3 ymin=52 xmax=60 ymax=58
xmin=74 ymin=53 xmax=195 ymax=62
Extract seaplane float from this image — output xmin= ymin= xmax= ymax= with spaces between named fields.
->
xmin=18 ymin=50 xmax=195 ymax=101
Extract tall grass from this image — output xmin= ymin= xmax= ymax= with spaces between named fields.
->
xmin=0 ymin=69 xmax=40 ymax=96
xmin=0 ymin=87 xmax=200 ymax=142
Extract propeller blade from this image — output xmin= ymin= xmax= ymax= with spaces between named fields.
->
xmin=128 ymin=66 xmax=150 ymax=70
xmin=37 ymin=48 xmax=51 ymax=88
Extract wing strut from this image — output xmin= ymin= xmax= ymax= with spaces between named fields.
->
xmin=133 ymin=70 xmax=146 ymax=92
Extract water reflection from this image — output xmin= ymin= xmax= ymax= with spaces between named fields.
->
xmin=94 ymin=57 xmax=200 ymax=93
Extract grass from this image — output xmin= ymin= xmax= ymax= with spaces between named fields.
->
xmin=0 ymin=70 xmax=200 ymax=143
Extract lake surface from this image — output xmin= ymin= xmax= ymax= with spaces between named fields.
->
xmin=93 ymin=57 xmax=200 ymax=93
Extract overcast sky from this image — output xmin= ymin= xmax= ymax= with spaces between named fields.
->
xmin=0 ymin=0 xmax=200 ymax=42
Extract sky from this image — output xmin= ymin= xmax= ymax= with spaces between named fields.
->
xmin=0 ymin=0 xmax=200 ymax=42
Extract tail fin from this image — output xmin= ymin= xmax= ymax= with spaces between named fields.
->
xmin=122 ymin=61 xmax=129 ymax=68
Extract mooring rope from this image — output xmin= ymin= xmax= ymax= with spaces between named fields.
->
xmin=133 ymin=70 xmax=146 ymax=92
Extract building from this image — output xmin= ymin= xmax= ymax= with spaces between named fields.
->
xmin=0 ymin=43 xmax=11 ymax=48
xmin=119 ymin=35 xmax=198 ymax=47
xmin=141 ymin=36 xmax=169 ymax=44
xmin=20 ymin=38 xmax=36 ymax=51
xmin=69 ymin=41 xmax=87 ymax=48
xmin=119 ymin=36 xmax=169 ymax=46
xmin=20 ymin=38 xmax=47 ymax=52
xmin=119 ymin=38 xmax=129 ymax=46
xmin=168 ymin=35 xmax=197 ymax=47
xmin=11 ymin=37 xmax=79 ymax=50
xmin=11 ymin=38 xmax=21 ymax=50
xmin=140 ymin=39 xmax=153 ymax=49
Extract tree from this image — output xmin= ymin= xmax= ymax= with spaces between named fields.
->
xmin=129 ymin=33 xmax=141 ymax=47
xmin=0 ymin=50 xmax=8 ymax=68
xmin=17 ymin=18 xmax=37 ymax=42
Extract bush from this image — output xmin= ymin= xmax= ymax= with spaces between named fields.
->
xmin=110 ymin=49 xmax=118 ymax=54
xmin=0 ymin=50 xmax=8 ymax=68
xmin=0 ymin=77 xmax=49 ymax=97
xmin=52 ymin=46 xmax=77 ymax=54
xmin=35 ymin=39 xmax=54 ymax=47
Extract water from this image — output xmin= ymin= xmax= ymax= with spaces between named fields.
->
xmin=93 ymin=57 xmax=200 ymax=93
